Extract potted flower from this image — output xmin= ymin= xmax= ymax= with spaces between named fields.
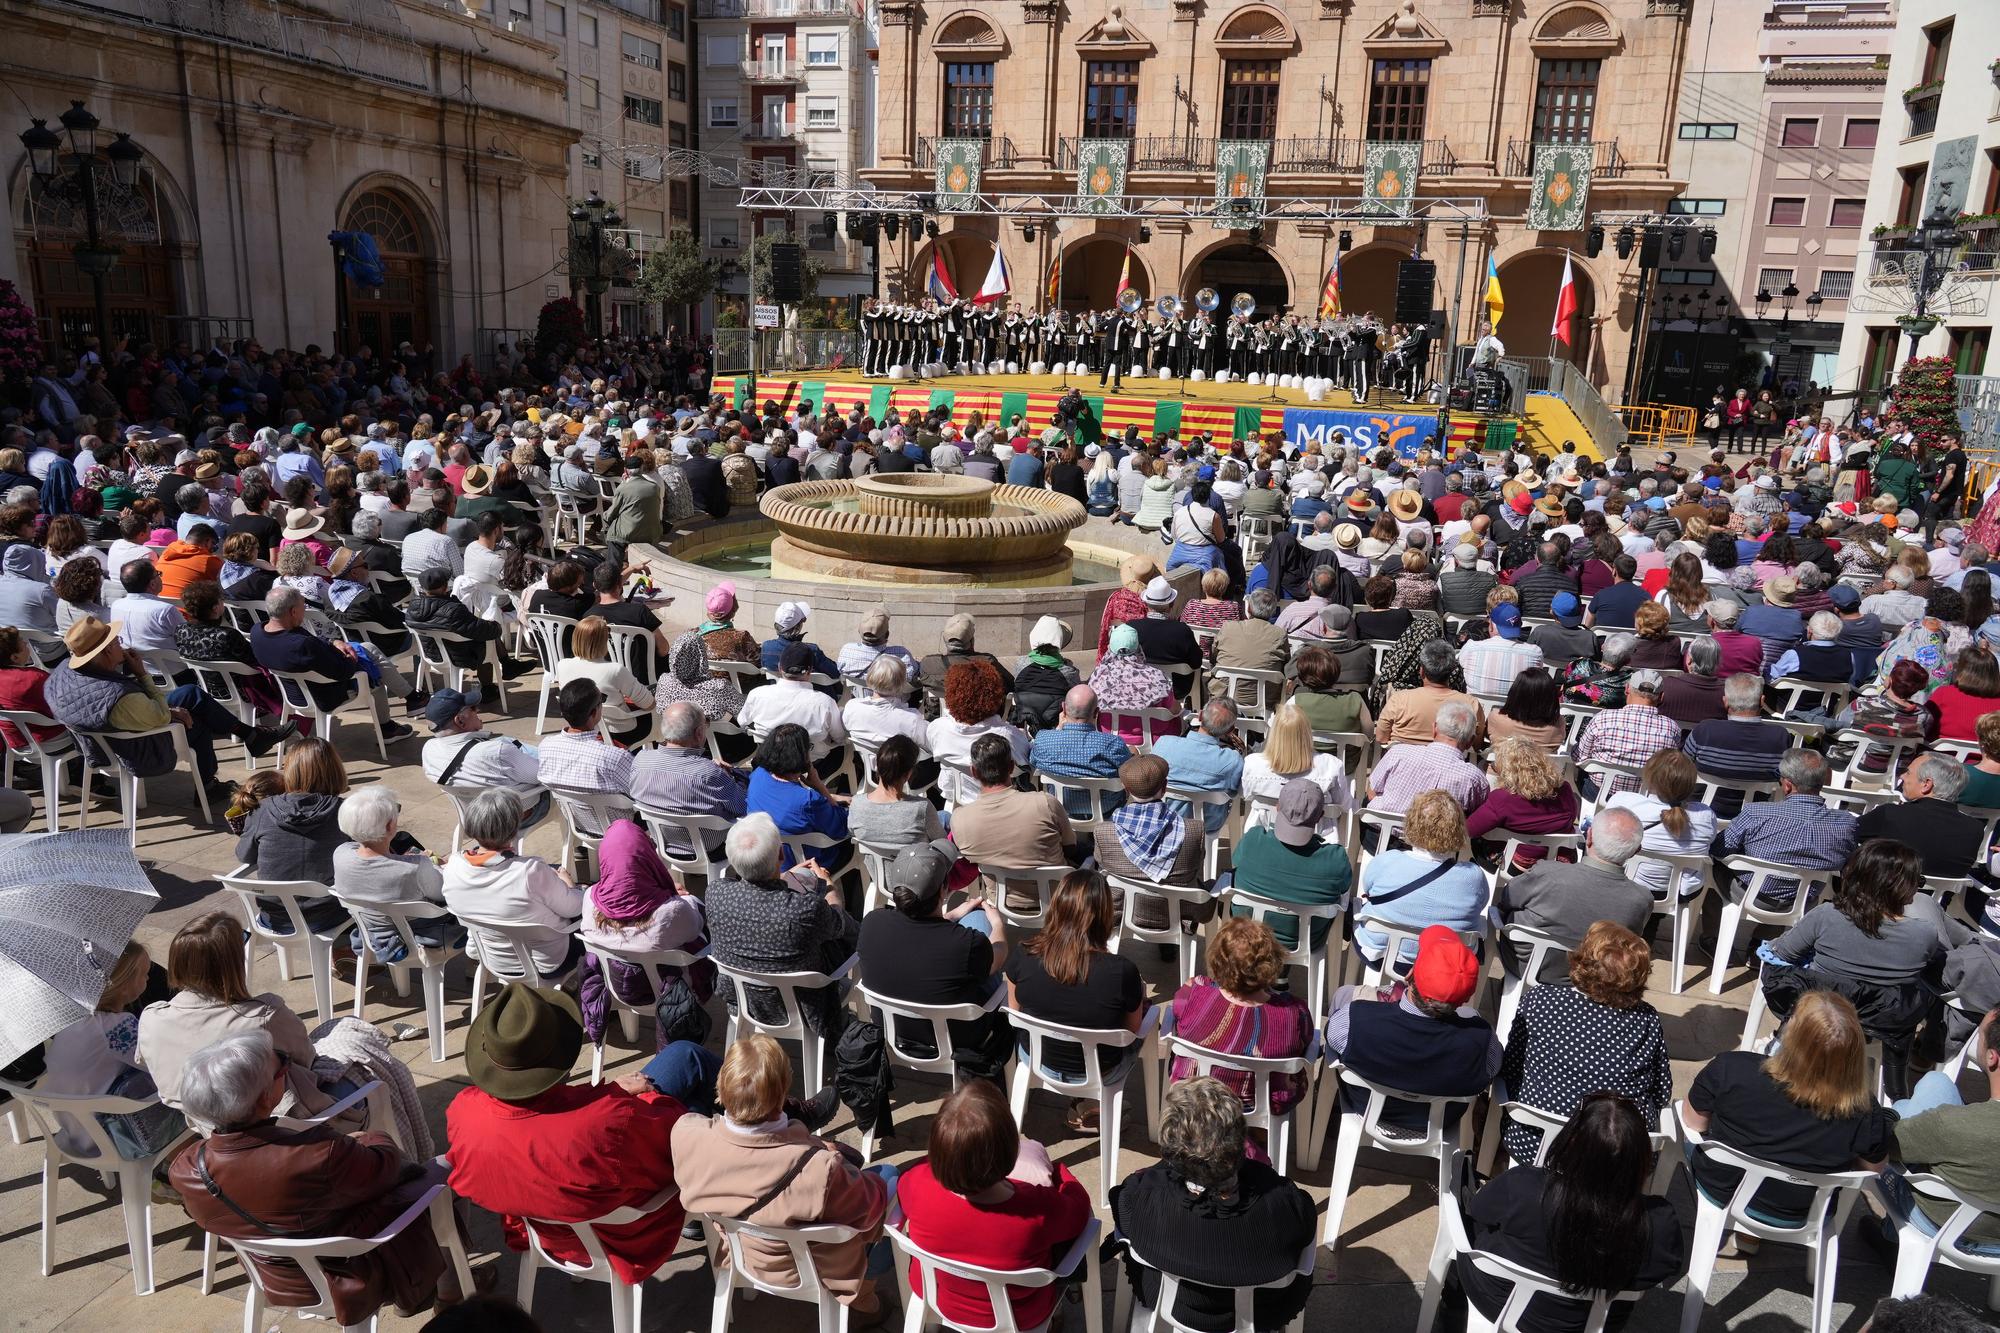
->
xmin=1872 ymin=223 xmax=1914 ymax=240
xmin=1903 ymin=79 xmax=1944 ymax=104
xmin=1960 ymin=211 xmax=2000 ymax=234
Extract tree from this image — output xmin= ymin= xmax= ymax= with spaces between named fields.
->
xmin=0 ymin=279 xmax=41 ymax=383
xmin=534 ymin=297 xmax=586 ymax=357
xmin=633 ymin=229 xmax=716 ymax=330
xmin=748 ymin=231 xmax=825 ymax=311
xmin=1891 ymin=355 xmax=1959 ymax=453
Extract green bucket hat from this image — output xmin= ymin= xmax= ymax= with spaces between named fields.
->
xmin=464 ymin=982 xmax=583 ymax=1102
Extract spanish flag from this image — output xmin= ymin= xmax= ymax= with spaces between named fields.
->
xmin=1484 ymin=255 xmax=1505 ymax=330
xmin=1046 ymin=249 xmax=1063 ymax=308
xmin=1318 ymin=257 xmax=1342 ymax=318
xmin=1115 ymin=247 xmax=1133 ymax=300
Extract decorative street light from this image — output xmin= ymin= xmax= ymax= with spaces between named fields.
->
xmin=566 ymin=191 xmax=624 ymax=339
xmin=1894 ymin=204 xmax=1968 ymax=361
xmin=18 ymin=100 xmax=145 ymax=353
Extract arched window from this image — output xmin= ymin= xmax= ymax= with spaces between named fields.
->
xmin=346 ymin=189 xmax=425 ymax=257
xmin=341 ymin=186 xmax=432 ymax=356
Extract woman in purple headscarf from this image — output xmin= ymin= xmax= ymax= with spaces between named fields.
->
xmin=577 ymin=819 xmax=712 ymax=1046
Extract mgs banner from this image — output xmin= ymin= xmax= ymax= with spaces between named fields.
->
xmin=1074 ymin=138 xmax=1130 ymax=217
xmin=1526 ymin=142 xmax=1592 ymax=232
xmin=932 ymin=138 xmax=984 ymax=213
xmin=1363 ymin=141 xmax=1420 ymax=218
xmin=1213 ymin=140 xmax=1271 ymax=226
xmin=1282 ymin=407 xmax=1441 ymax=460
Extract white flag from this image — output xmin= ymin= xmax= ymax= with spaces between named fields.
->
xmin=973 ymin=248 xmax=1010 ymax=306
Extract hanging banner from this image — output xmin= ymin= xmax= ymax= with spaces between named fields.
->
xmin=1526 ymin=142 xmax=1592 ymax=232
xmin=1074 ymin=138 xmax=1130 ymax=217
xmin=931 ymin=137 xmax=985 ymax=214
xmin=1362 ymin=141 xmax=1420 ymax=218
xmin=1281 ymin=407 xmax=1441 ymax=459
xmin=1212 ymin=140 xmax=1271 ymax=227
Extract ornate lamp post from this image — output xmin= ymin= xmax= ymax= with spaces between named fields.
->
xmin=1894 ymin=204 xmax=1968 ymax=362
xmin=567 ymin=191 xmax=623 ymax=340
xmin=19 ymin=101 xmax=144 ymax=353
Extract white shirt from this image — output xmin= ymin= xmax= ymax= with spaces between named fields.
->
xmin=841 ymin=693 xmax=930 ymax=755
xmin=441 ymin=850 xmax=583 ymax=976
xmin=106 ymin=593 xmax=183 ymax=653
xmin=738 ymin=678 xmax=847 ymax=760
xmin=421 ymin=730 xmax=542 ymax=798
xmin=105 ymin=540 xmax=155 ymax=580
xmin=926 ymin=715 xmax=1031 ymax=806
xmin=1241 ymin=750 xmax=1353 ymax=832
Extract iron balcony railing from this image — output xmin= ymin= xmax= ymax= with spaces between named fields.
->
xmin=915 ymin=136 xmax=1019 ymax=170
xmin=694 ymin=0 xmax=858 ymax=18
xmin=1504 ymin=138 xmax=1626 ymax=179
xmin=740 ymin=122 xmax=800 ymax=144
xmin=739 ymin=59 xmax=803 ymax=82
xmin=1053 ymin=135 xmax=1457 ymax=176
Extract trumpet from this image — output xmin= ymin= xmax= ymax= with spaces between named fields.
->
xmin=1195 ymin=287 xmax=1220 ymax=312
xmin=1117 ymin=288 xmax=1145 ymax=315
xmin=1157 ymin=294 xmax=1184 ymax=318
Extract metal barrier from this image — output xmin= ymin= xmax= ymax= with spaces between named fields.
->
xmin=1545 ymin=358 xmax=1630 ymax=453
xmin=711 ymin=329 xmax=864 ymax=375
xmin=1617 ymin=403 xmax=1698 ymax=453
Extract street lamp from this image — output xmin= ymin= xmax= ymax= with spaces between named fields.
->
xmin=1893 ymin=204 xmax=1968 ymax=361
xmin=566 ymin=191 xmax=625 ymax=339
xmin=18 ymin=100 xmax=144 ymax=354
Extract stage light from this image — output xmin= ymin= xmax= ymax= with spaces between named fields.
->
xmin=1615 ymin=225 xmax=1635 ymax=260
xmin=1338 ymin=229 xmax=1352 ymax=252
xmin=843 ymin=212 xmax=860 ymax=240
xmin=1586 ymin=224 xmax=1604 ymax=257
xmin=1138 ymin=225 xmax=1152 ymax=243
xmin=1697 ymin=228 xmax=1717 ymax=261
xmin=1666 ymin=226 xmax=1685 ymax=260
xmin=925 ymin=219 xmax=939 ymax=239
xmin=882 ymin=213 xmax=900 ymax=240
xmin=1022 ymin=222 xmax=1036 ymax=241
xmin=823 ymin=212 xmax=838 ymax=239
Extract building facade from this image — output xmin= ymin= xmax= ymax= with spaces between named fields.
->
xmin=1831 ymin=1 xmax=2000 ymax=407
xmin=693 ymin=0 xmax=877 ymax=324
xmin=1 ymin=0 xmax=577 ymax=364
xmin=536 ymin=0 xmax=696 ymax=336
xmin=1648 ymin=0 xmax=1889 ymax=406
xmin=866 ymin=0 xmax=1694 ymax=400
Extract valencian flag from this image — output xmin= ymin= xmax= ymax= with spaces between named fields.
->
xmin=1484 ymin=254 xmax=1505 ymax=330
xmin=1318 ymin=257 xmax=1342 ymax=318
xmin=1046 ymin=249 xmax=1063 ymax=307
xmin=928 ymin=247 xmax=958 ymax=302
xmin=1115 ymin=247 xmax=1134 ymax=300
xmin=1551 ymin=251 xmax=1578 ymax=346
xmin=974 ymin=247 xmax=1010 ymax=305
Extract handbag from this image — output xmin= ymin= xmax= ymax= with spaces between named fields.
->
xmin=1701 ymin=411 xmax=1721 ymax=431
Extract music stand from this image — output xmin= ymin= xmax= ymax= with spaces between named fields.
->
xmin=1256 ymin=303 xmax=1293 ymax=407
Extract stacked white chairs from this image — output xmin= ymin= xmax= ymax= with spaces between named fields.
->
xmin=1006 ymin=1005 xmax=1163 ymax=1208
xmin=219 ymin=866 xmax=349 ymax=1023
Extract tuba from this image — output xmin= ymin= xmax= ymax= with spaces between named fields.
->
xmin=1231 ymin=291 xmax=1258 ymax=317
xmin=1117 ymin=287 xmax=1145 ymax=315
xmin=1195 ymin=287 xmax=1221 ymax=312
xmin=1157 ymin=294 xmax=1184 ymax=319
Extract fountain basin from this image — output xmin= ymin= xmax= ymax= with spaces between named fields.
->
xmin=759 ymin=474 xmax=1087 ymax=586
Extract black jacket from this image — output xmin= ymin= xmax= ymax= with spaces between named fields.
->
xmin=1132 ymin=616 xmax=1203 ymax=697
xmin=1857 ymin=799 xmax=1986 ymax=880
xmin=404 ymin=593 xmax=500 ymax=667
xmin=679 ymin=455 xmax=730 ymax=519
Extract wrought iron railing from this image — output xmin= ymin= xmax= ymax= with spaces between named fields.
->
xmin=1052 ymin=135 xmax=1457 ymax=176
xmin=1504 ymin=138 xmax=1626 ymax=180
xmin=915 ymin=136 xmax=1019 ymax=170
xmin=694 ymin=0 xmax=857 ymax=17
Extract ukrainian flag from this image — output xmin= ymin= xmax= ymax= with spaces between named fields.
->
xmin=1484 ymin=255 xmax=1504 ymax=330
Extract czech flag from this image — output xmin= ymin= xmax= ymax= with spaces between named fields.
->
xmin=1484 ymin=255 xmax=1505 ymax=330
xmin=1318 ymin=257 xmax=1342 ymax=318
xmin=974 ymin=247 xmax=1010 ymax=305
xmin=928 ymin=247 xmax=958 ymax=302
xmin=1551 ymin=251 xmax=1578 ymax=346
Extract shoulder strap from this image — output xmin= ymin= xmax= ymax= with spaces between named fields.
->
xmin=193 ymin=1140 xmax=316 ymax=1238
xmin=436 ymin=734 xmax=486 ymax=787
xmin=1366 ymin=858 xmax=1457 ymax=909
xmin=742 ymin=1145 xmax=826 ymax=1220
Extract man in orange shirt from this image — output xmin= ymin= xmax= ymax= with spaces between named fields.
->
xmin=155 ymin=522 xmax=223 ymax=600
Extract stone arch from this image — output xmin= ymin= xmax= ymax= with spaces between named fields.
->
xmin=1496 ymin=246 xmax=1597 ymax=373
xmin=336 ymin=175 xmax=441 ymax=358
xmin=1053 ymin=233 xmax=1149 ymax=312
xmin=932 ymin=8 xmax=1007 ymax=56
xmin=911 ymin=228 xmax=1000 ymax=300
xmin=1183 ymin=237 xmax=1290 ymax=316
xmin=1215 ymin=3 xmax=1297 ymax=54
xmin=1530 ymin=1 xmax=1620 ymax=55
xmin=1337 ymin=242 xmax=1414 ymax=323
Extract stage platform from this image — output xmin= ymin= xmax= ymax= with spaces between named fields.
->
xmin=725 ymin=369 xmax=1600 ymax=461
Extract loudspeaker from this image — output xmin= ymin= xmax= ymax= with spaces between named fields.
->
xmin=1428 ymin=309 xmax=1447 ymax=338
xmin=769 ymin=242 xmax=805 ymax=302
xmin=1394 ymin=259 xmax=1437 ymax=326
xmin=1638 ymin=228 xmax=1664 ymax=271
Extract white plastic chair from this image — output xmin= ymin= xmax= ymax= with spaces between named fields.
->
xmin=605 ymin=622 xmax=658 ymax=685
xmin=517 ymin=1185 xmax=681 ymax=1333
xmin=69 ymin=721 xmax=213 ymax=842
xmin=1165 ymin=786 xmax=1236 ymax=880
xmin=1006 ymin=1005 xmax=1162 ymax=1208
xmin=1492 ymin=924 xmax=1573 ymax=1041
xmin=1676 ymin=1102 xmax=1874 ymax=1333
xmin=1210 ymin=666 xmax=1286 ymax=726
xmin=1472 ymin=1077 xmax=1680 ymax=1191
xmin=0 ymin=708 xmax=79 ymax=831
xmin=458 ymin=911 xmax=579 ymax=1016
xmin=1157 ymin=1004 xmax=1321 ymax=1177
xmin=269 ymin=667 xmax=390 ymax=762
xmin=222 ymin=1174 xmax=474 ymax=1333
xmin=892 ymin=1211 xmax=1104 ymax=1333
xmin=1692 ymin=773 xmax=1780 ymax=825
xmin=1419 ymin=1172 xmax=1645 ymax=1333
xmin=522 ymin=612 xmax=580 ymax=733
xmin=1869 ymin=1171 xmax=2000 ymax=1308
xmin=1486 ymin=828 xmax=1584 ymax=891
xmin=705 ymin=1211 xmax=879 ymax=1333
xmin=1111 ymin=1235 xmax=1312 ymax=1333
xmin=637 ymin=805 xmax=733 ymax=888
xmin=975 ymin=863 xmax=1073 ymax=933
xmin=582 ymin=938 xmax=711 ymax=1083
xmin=411 ymin=625 xmax=512 ymax=708
xmin=714 ymin=954 xmax=858 ymax=1097
xmin=185 ymin=658 xmax=282 ymax=771
xmin=547 ymin=783 xmax=639 ymax=880
xmin=1038 ymin=772 xmax=1124 ymax=836
xmin=1354 ymin=919 xmax=1488 ymax=992
xmin=1709 ymin=855 xmax=1838 ymax=995
xmin=1106 ymin=873 xmax=1217 ymax=987
xmin=219 ymin=866 xmax=350 ymax=1023
xmin=442 ymin=780 xmax=549 ymax=850
xmin=1310 ymin=1062 xmax=1477 ymax=1255
xmin=1767 ymin=676 xmax=1853 ymax=718
xmin=0 ymin=1076 xmax=194 ymax=1297
xmin=329 ymin=891 xmax=465 ymax=1064
xmin=856 ymin=983 xmax=1006 ymax=1160
xmin=1626 ymin=848 xmax=1715 ymax=995
xmin=1216 ymin=884 xmax=1346 ymax=1030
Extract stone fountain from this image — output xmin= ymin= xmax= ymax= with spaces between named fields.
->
xmin=759 ymin=473 xmax=1088 ymax=587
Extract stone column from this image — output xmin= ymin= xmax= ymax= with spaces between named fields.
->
xmin=878 ymin=0 xmax=919 ymax=169
xmin=1019 ymin=0 xmax=1064 ymax=171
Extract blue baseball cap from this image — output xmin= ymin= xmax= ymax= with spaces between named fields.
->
xmin=1550 ymin=591 xmax=1583 ymax=625
xmin=425 ymin=685 xmax=482 ymax=731
xmin=1491 ymin=603 xmax=1524 ymax=640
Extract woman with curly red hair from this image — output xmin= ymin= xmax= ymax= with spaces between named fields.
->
xmin=926 ymin=659 xmax=1030 ymax=808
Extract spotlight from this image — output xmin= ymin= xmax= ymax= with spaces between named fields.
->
xmin=1023 ymin=222 xmax=1036 ymax=241
xmin=1666 ymin=226 xmax=1685 ymax=261
xmin=842 ymin=212 xmax=860 ymax=241
xmin=1246 ymin=224 xmax=1263 ymax=246
xmin=1697 ymin=227 xmax=1717 ymax=261
xmin=823 ymin=211 xmax=838 ymax=239
xmin=925 ymin=219 xmax=939 ymax=239
xmin=908 ymin=211 xmax=924 ymax=236
xmin=1585 ymin=223 xmax=1604 ymax=258
xmin=882 ymin=213 xmax=900 ymax=241
xmin=1614 ymin=225 xmax=1636 ymax=260
xmin=1338 ymin=229 xmax=1353 ymax=252
xmin=1138 ymin=225 xmax=1152 ymax=243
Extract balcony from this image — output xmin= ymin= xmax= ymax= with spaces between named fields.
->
xmin=1052 ymin=135 xmax=1457 ymax=176
xmin=694 ymin=0 xmax=858 ymax=18
xmin=739 ymin=59 xmax=804 ymax=83
xmin=1503 ymin=138 xmax=1626 ymax=180
xmin=915 ymin=136 xmax=1019 ymax=170
xmin=740 ymin=121 xmax=800 ymax=144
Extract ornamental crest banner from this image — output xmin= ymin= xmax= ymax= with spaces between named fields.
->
xmin=1363 ymin=141 xmax=1420 ymax=218
xmin=1527 ymin=142 xmax=1591 ymax=232
xmin=1074 ymin=138 xmax=1130 ymax=217
xmin=932 ymin=138 xmax=984 ymax=213
xmin=1212 ymin=140 xmax=1270 ymax=226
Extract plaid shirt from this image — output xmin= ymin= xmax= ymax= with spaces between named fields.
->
xmin=1030 ymin=723 xmax=1134 ymax=818
xmin=1369 ymin=741 xmax=1491 ymax=813
xmin=1717 ymin=793 xmax=1858 ymax=904
xmin=1457 ymin=637 xmax=1545 ymax=698
xmin=537 ymin=729 xmax=636 ymax=795
xmin=1575 ymin=704 xmax=1682 ymax=797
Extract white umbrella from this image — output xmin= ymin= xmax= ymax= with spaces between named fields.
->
xmin=0 ymin=829 xmax=161 ymax=1069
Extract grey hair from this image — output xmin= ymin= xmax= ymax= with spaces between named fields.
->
xmin=1795 ymin=563 xmax=1827 ymax=591
xmin=1418 ymin=638 xmax=1458 ymax=681
xmin=335 ymin=784 xmax=401 ymax=845
xmin=1722 ymin=673 xmax=1763 ymax=714
xmin=1778 ymin=747 xmax=1829 ymax=794
xmin=1911 ymin=753 xmax=1971 ymax=801
xmin=865 ymin=653 xmax=908 ymax=697
xmin=1309 ymin=564 xmax=1340 ymax=597
xmin=1599 ymin=633 xmax=1637 ymax=668
xmin=658 ymin=700 xmax=706 ymax=747
xmin=1198 ymin=697 xmax=1239 ymax=738
xmin=1245 ymin=588 xmax=1280 ymax=621
xmin=179 ymin=1031 xmax=276 ymax=1131
xmin=1590 ymin=807 xmax=1644 ymax=866
xmin=1806 ymin=610 xmax=1842 ymax=641
xmin=1434 ymin=701 xmax=1478 ymax=746
xmin=351 ymin=511 xmax=383 ymax=540
xmin=1157 ymin=1075 xmax=1245 ymax=1193
xmin=267 ymin=585 xmax=305 ymax=618
xmin=1061 ymin=684 xmax=1098 ymax=723
xmin=1685 ymin=636 xmax=1721 ymax=676
xmin=176 ymin=482 xmax=208 ymax=511
xmin=1886 ymin=564 xmax=1915 ymax=588
xmin=463 ymin=787 xmax=523 ymax=850
xmin=726 ymin=811 xmax=784 ymax=881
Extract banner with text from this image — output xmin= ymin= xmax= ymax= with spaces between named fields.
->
xmin=1526 ymin=142 xmax=1592 ymax=232
xmin=932 ymin=138 xmax=985 ymax=213
xmin=1282 ymin=407 xmax=1442 ymax=460
xmin=1213 ymin=140 xmax=1271 ymax=227
xmin=1074 ymin=138 xmax=1131 ymax=217
xmin=1363 ymin=141 xmax=1420 ymax=218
